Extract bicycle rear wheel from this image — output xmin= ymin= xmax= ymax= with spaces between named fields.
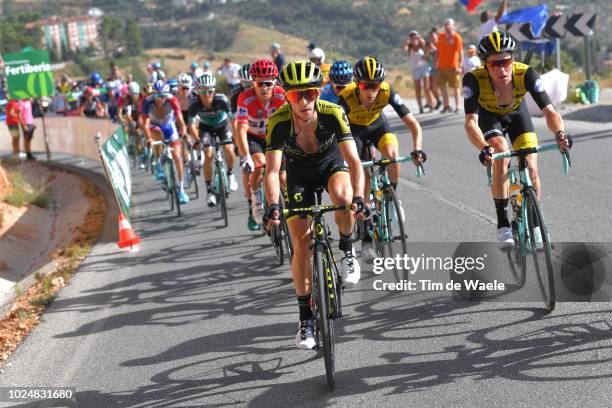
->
xmin=524 ymin=187 xmax=555 ymax=312
xmin=279 ymin=197 xmax=293 ymax=262
xmin=314 ymin=244 xmax=336 ymax=390
xmin=382 ymin=187 xmax=407 ymax=280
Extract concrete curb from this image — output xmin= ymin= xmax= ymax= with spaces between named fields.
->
xmin=0 ymin=153 xmax=119 ymax=316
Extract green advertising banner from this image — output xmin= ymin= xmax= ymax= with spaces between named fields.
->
xmin=4 ymin=49 xmax=55 ymax=100
xmin=100 ymin=126 xmax=132 ymax=218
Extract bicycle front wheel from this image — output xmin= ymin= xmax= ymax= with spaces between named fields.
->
xmin=215 ymin=162 xmax=228 ymax=227
xmin=167 ymin=159 xmax=181 ymax=217
xmin=314 ymin=244 xmax=336 ymax=390
xmin=279 ymin=197 xmax=293 ymax=262
xmin=524 ymin=187 xmax=555 ymax=312
xmin=382 ymin=187 xmax=408 ymax=280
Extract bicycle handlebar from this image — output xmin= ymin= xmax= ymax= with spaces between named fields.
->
xmin=361 ymin=155 xmax=425 ymax=178
xmin=486 ymin=143 xmax=571 ymax=184
xmin=283 ymin=204 xmax=351 ymax=218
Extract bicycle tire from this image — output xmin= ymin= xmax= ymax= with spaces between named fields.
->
xmin=382 ymin=187 xmax=407 ymax=281
xmin=524 ymin=187 xmax=555 ymax=312
xmin=216 ymin=161 xmax=228 ymax=227
xmin=190 ymin=146 xmax=199 ymax=199
xmin=314 ymin=244 xmax=336 ymax=390
xmin=168 ymin=158 xmax=181 ymax=217
xmin=279 ymin=197 xmax=293 ymax=262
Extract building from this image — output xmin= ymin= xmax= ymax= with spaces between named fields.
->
xmin=37 ymin=16 xmax=99 ymax=55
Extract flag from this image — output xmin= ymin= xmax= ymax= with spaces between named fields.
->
xmin=499 ymin=4 xmax=549 ymax=37
xmin=458 ymin=0 xmax=482 ymax=13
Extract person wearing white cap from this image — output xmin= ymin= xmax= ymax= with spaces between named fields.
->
xmin=462 ymin=44 xmax=482 ymax=74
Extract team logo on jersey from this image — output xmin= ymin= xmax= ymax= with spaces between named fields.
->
xmin=463 ymin=86 xmax=474 ymax=99
xmin=393 ymin=94 xmax=404 ymax=106
xmin=534 ymin=78 xmax=544 ymax=93
xmin=238 ymin=107 xmax=248 ymax=115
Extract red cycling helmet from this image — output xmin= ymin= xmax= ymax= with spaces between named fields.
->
xmin=249 ymin=59 xmax=278 ymax=78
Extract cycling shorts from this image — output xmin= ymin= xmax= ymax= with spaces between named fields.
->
xmin=150 ymin=122 xmax=180 ymax=143
xmin=350 ymin=115 xmax=398 ymax=160
xmin=284 ymin=152 xmax=348 ymax=219
xmin=480 ymin=100 xmax=538 ymax=150
xmin=248 ymin=134 xmax=266 ymax=156
xmin=199 ymin=122 xmax=233 ymax=147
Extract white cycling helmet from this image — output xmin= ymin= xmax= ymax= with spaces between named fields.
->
xmin=309 ymin=47 xmax=325 ymax=63
xmin=177 ymin=72 xmax=193 ymax=87
xmin=127 ymin=81 xmax=140 ymax=95
xmin=195 ymin=72 xmax=216 ymax=89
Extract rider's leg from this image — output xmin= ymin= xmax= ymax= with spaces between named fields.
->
xmin=488 ymin=134 xmax=511 ymax=229
xmin=377 ymin=133 xmax=400 ymax=187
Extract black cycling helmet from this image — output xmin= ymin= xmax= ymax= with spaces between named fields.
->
xmin=477 ymin=31 xmax=516 ymax=60
xmin=279 ymin=60 xmax=323 ymax=91
xmin=353 ymin=56 xmax=386 ymax=82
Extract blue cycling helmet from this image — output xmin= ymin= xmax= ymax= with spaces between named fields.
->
xmin=167 ymin=78 xmax=178 ymax=87
xmin=329 ymin=61 xmax=353 ymax=85
xmin=152 ymin=79 xmax=169 ymax=93
xmin=89 ymin=71 xmax=102 ymax=85
xmin=190 ymin=61 xmax=198 ymax=69
xmin=153 ymin=61 xmax=162 ymax=69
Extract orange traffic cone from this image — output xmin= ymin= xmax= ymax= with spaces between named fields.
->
xmin=117 ymin=212 xmax=141 ymax=249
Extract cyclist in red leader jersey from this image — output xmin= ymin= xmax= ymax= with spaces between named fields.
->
xmin=235 ymin=59 xmax=286 ymax=230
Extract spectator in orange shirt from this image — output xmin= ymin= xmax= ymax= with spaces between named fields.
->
xmin=436 ymin=18 xmax=463 ymax=113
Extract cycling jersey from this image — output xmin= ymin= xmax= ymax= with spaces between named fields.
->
xmin=230 ymin=84 xmax=246 ymax=118
xmin=319 ymin=83 xmax=339 ymax=104
xmin=337 ymin=82 xmax=410 ymax=127
xmin=236 ymin=86 xmax=286 ymax=139
xmin=140 ymin=94 xmax=182 ymax=126
xmin=187 ymin=94 xmax=231 ymax=127
xmin=266 ymin=100 xmax=353 ymax=165
xmin=463 ymin=62 xmax=551 ymax=116
xmin=266 ymin=100 xmax=353 ymax=214
xmin=117 ymin=94 xmax=140 ymax=121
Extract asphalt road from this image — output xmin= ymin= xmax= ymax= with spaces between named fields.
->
xmin=1 ymin=112 xmax=611 ymax=408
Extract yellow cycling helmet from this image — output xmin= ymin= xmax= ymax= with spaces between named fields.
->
xmin=279 ymin=60 xmax=323 ymax=91
xmin=354 ymin=56 xmax=386 ymax=82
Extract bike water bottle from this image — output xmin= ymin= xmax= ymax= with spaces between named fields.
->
xmin=510 ymin=184 xmax=522 ymax=212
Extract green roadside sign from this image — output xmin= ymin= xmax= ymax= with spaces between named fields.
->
xmin=4 ymin=49 xmax=55 ymax=100
xmin=100 ymin=126 xmax=132 ymax=218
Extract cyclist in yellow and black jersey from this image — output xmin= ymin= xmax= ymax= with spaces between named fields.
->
xmin=463 ymin=31 xmax=572 ymax=244
xmin=337 ymin=56 xmax=425 ymax=193
xmin=264 ymin=61 xmax=366 ymax=350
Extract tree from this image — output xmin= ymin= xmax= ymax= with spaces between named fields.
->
xmin=100 ymin=16 xmax=123 ymax=58
xmin=124 ymin=18 xmax=143 ymax=56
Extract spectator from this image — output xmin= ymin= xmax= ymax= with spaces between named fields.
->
xmin=436 ymin=18 xmax=463 ymax=113
xmin=109 ymin=61 xmax=124 ymax=81
xmin=5 ymin=98 xmax=25 ymax=159
xmin=53 ymin=74 xmax=72 ymax=114
xmin=217 ymin=58 xmax=241 ymax=93
xmin=79 ymin=87 xmax=106 ymax=119
xmin=479 ymin=0 xmax=509 ymax=39
xmin=18 ymin=98 xmax=36 ymax=160
xmin=404 ymin=31 xmax=436 ymax=114
xmin=203 ymin=61 xmax=212 ymax=75
xmin=309 ymin=47 xmax=331 ymax=84
xmin=270 ymin=43 xmax=285 ymax=73
xmin=190 ymin=61 xmax=204 ymax=82
xmin=307 ymin=41 xmax=317 ymax=52
xmin=462 ymin=44 xmax=481 ymax=74
xmin=426 ymin=27 xmax=442 ymax=110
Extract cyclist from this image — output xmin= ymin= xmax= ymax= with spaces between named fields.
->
xmin=235 ymin=59 xmax=286 ymax=229
xmin=79 ymin=87 xmax=105 ymax=119
xmin=308 ymin=47 xmax=331 ymax=85
xmin=230 ymin=63 xmax=252 ymax=138
xmin=176 ymin=72 xmax=194 ymax=121
xmin=264 ymin=60 xmax=366 ymax=349
xmin=141 ymin=80 xmax=190 ymax=204
xmin=463 ymin=32 xmax=572 ymax=244
xmin=320 ymin=60 xmax=353 ymax=104
xmin=337 ymin=56 xmax=425 ymax=223
xmin=187 ymin=73 xmax=238 ymax=207
xmin=118 ymin=82 xmax=144 ymax=167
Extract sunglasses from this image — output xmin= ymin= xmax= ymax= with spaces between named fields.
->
xmin=254 ymin=80 xmax=275 ymax=88
xmin=358 ymin=82 xmax=381 ymax=91
xmin=286 ymin=89 xmax=319 ymax=104
xmin=487 ymin=57 xmax=513 ymax=68
xmin=198 ymin=89 xmax=215 ymax=95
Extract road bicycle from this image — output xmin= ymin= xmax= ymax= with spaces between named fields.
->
xmin=487 ymin=143 xmax=571 ymax=312
xmin=182 ymin=139 xmax=199 ymax=200
xmin=283 ymin=188 xmax=350 ymax=390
